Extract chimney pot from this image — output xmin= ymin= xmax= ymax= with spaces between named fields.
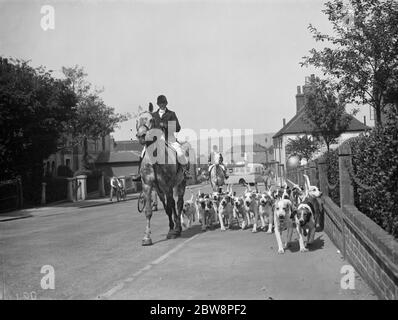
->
xmin=297 ymin=86 xmax=301 ymax=94
xmin=283 ymin=118 xmax=286 ymax=126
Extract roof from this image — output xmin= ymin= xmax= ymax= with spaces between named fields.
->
xmin=273 ymin=109 xmax=370 ymax=139
xmin=113 ymin=140 xmax=143 ymax=152
xmin=96 ymin=151 xmax=141 ymax=164
xmin=226 ymin=143 xmax=268 ymax=153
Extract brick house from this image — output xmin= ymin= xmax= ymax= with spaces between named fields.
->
xmin=272 ymin=76 xmax=369 ymax=182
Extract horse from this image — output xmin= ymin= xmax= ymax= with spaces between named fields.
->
xmin=135 ymin=107 xmax=187 ymax=246
xmin=209 ymin=152 xmax=225 ymax=193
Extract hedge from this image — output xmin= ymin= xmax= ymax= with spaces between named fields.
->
xmin=348 ymin=107 xmax=398 ymax=239
xmin=321 ymin=106 xmax=398 ymax=239
xmin=43 ymin=177 xmax=68 ymax=203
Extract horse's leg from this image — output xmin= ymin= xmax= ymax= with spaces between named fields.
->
xmin=163 ymin=193 xmax=174 ymax=235
xmin=156 ymin=188 xmax=166 ymax=210
xmin=175 ymin=195 xmax=183 ymax=235
xmin=142 ymin=184 xmax=153 ymax=246
xmin=166 ymin=193 xmax=178 ymax=239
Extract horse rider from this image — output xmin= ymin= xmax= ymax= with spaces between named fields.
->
xmin=208 ymin=145 xmax=228 ymax=179
xmin=132 ymin=95 xmax=190 ymax=181
xmin=109 ymin=176 xmax=123 ymax=201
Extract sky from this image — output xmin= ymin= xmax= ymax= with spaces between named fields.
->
xmin=0 ymin=0 xmax=371 ymax=141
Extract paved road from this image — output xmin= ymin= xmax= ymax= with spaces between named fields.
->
xmin=0 ymin=183 xmax=376 ymax=300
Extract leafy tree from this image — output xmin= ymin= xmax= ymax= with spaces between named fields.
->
xmin=303 ymin=77 xmax=352 ymax=152
xmin=62 ymin=66 xmax=130 ymax=169
xmin=285 ymin=135 xmax=320 ymax=161
xmin=0 ymin=57 xmax=77 ymax=182
xmin=302 ymin=0 xmax=398 ymax=126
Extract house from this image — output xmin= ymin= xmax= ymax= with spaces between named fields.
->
xmin=226 ymin=142 xmax=273 ymax=165
xmin=44 ymin=135 xmax=113 ymax=177
xmin=94 ymin=139 xmax=142 ymax=177
xmin=44 ymin=135 xmax=144 ymax=178
xmin=272 ymin=75 xmax=370 ymax=181
xmin=95 ymin=149 xmax=141 ymax=178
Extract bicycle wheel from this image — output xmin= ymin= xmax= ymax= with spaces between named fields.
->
xmin=137 ymin=192 xmax=146 ymax=213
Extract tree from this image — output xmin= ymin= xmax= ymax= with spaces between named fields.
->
xmin=303 ymin=77 xmax=352 ymax=152
xmin=62 ymin=66 xmax=130 ymax=169
xmin=0 ymin=57 xmax=77 ymax=197
xmin=301 ymin=0 xmax=398 ymax=126
xmin=285 ymin=135 xmax=320 ymax=162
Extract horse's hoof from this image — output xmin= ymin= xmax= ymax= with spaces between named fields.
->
xmin=166 ymin=230 xmax=180 ymax=239
xmin=142 ymin=238 xmax=153 ymax=246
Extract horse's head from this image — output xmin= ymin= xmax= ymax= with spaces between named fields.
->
xmin=214 ymin=152 xmax=221 ymax=165
xmin=135 ymin=110 xmax=154 ymax=145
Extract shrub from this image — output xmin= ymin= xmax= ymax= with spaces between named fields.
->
xmin=348 ymin=107 xmax=398 ymax=238
xmin=43 ymin=177 xmax=68 ymax=203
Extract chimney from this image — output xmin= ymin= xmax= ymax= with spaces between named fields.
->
xmin=296 ymin=85 xmax=305 ymax=113
xmin=283 ymin=118 xmax=286 ymax=127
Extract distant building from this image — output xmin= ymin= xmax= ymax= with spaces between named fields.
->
xmin=44 ymin=135 xmax=113 ymax=177
xmin=225 ymin=142 xmax=273 ymax=165
xmin=94 ymin=139 xmax=142 ymax=178
xmin=272 ymin=75 xmax=369 ymax=182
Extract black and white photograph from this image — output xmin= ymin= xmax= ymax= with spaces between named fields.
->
xmin=0 ymin=0 xmax=397 ymax=304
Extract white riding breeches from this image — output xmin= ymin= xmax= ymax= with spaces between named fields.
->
xmin=140 ymin=139 xmax=188 ymax=165
xmin=209 ymin=164 xmax=226 ymax=172
xmin=171 ymin=141 xmax=188 ymax=165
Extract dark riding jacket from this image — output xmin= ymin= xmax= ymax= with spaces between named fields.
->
xmin=152 ymin=108 xmax=181 ymax=141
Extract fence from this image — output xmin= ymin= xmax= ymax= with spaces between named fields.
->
xmin=286 ymin=162 xmax=318 ymax=189
xmin=0 ymin=178 xmax=23 ymax=213
xmin=285 ymin=143 xmax=398 ymax=300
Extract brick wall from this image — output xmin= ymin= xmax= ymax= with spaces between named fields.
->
xmin=321 ymin=197 xmax=344 ymax=253
xmin=321 ymin=197 xmax=398 ymax=300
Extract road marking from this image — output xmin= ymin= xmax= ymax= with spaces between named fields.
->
xmin=97 ymin=233 xmax=201 ymax=299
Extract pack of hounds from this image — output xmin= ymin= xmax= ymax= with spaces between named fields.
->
xmin=181 ymin=174 xmax=323 ymax=254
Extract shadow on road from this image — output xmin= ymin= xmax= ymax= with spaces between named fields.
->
xmin=180 ymin=224 xmax=205 ymax=238
xmin=286 ymin=234 xmax=325 ymax=253
xmin=308 ymin=235 xmax=325 ymax=251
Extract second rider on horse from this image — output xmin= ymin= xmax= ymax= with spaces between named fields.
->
xmin=208 ymin=145 xmax=229 ymax=180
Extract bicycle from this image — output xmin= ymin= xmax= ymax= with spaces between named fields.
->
xmin=137 ymin=191 xmax=146 ymax=213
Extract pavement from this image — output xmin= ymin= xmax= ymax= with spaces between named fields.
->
xmin=103 ymin=226 xmax=376 ymax=300
xmin=0 ymin=192 xmax=140 ymax=222
xmin=0 ymin=182 xmax=377 ymax=300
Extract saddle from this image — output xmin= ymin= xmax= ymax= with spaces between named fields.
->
xmin=145 ymin=140 xmax=190 ymax=177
